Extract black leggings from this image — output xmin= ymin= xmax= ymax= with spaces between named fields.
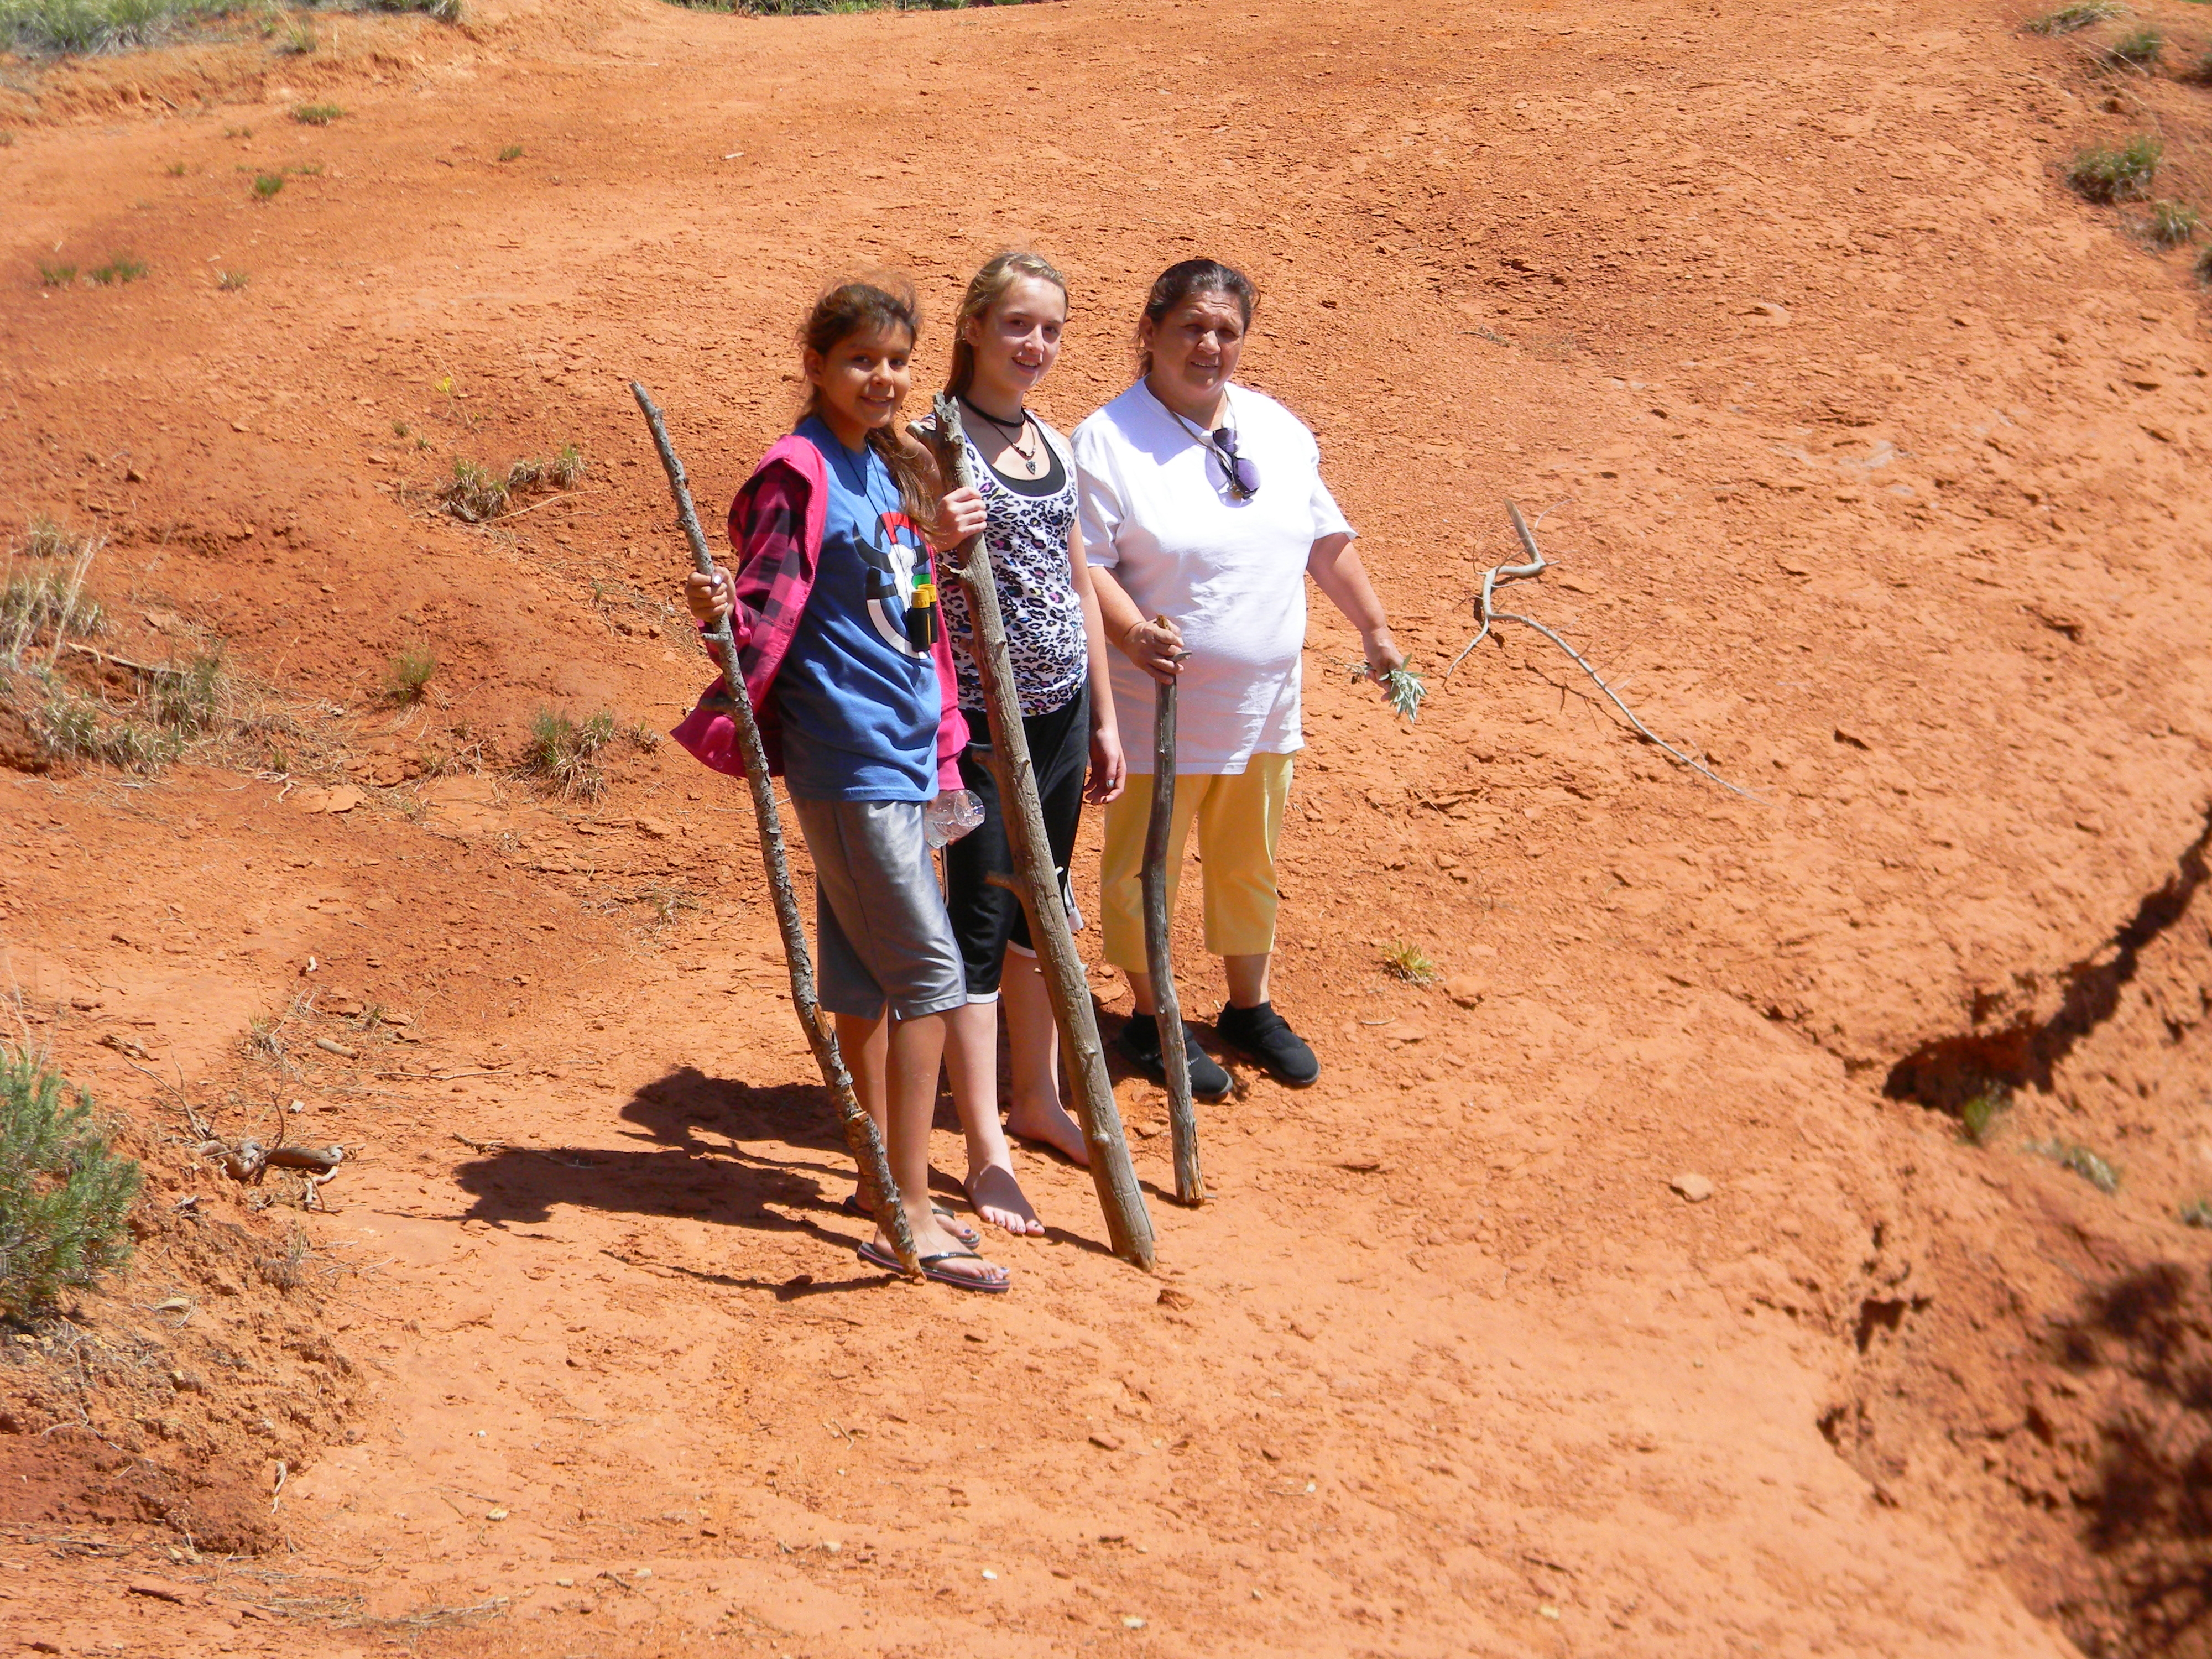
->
xmin=941 ymin=685 xmax=1089 ymax=998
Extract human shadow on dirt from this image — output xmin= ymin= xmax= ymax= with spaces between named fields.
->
xmin=2048 ymin=1260 xmax=2212 ymax=1654
xmin=448 ymin=1067 xmax=874 ymax=1260
xmin=448 ymin=1064 xmax=1118 ymax=1269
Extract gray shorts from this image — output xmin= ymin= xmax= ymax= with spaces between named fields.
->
xmin=789 ymin=796 xmax=966 ymax=1022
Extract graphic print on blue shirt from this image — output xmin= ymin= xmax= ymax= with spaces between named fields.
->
xmin=776 ymin=419 xmax=945 ymax=802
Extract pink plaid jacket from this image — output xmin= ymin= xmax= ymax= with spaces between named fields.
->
xmin=669 ymin=434 xmax=967 ymax=790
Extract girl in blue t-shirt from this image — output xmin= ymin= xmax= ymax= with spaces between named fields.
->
xmin=685 ymin=278 xmax=1006 ymax=1293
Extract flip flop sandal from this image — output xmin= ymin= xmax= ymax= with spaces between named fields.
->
xmin=857 ymin=1239 xmax=1011 ymax=1293
xmin=840 ymin=1192 xmax=982 ymax=1251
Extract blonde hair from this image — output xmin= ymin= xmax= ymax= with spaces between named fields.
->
xmin=798 ymin=274 xmax=935 ymax=520
xmin=944 ymin=251 xmax=1070 ymax=400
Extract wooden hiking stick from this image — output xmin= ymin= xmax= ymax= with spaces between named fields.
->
xmin=629 ymin=382 xmax=921 ymax=1279
xmin=918 ymin=396 xmax=1157 ymax=1270
xmin=1141 ymin=650 xmax=1202 ymax=1206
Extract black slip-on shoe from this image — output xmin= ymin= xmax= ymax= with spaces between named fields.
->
xmin=1215 ymin=1000 xmax=1321 ymax=1087
xmin=1115 ymin=1011 xmax=1233 ymax=1100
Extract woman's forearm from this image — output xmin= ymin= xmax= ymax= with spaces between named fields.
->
xmin=1069 ymin=533 xmax=1120 ymax=736
xmin=1087 ymin=562 xmax=1147 ymax=651
xmin=1307 ymin=533 xmax=1391 ymax=640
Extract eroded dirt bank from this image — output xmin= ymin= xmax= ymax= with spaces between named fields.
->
xmin=4 ymin=0 xmax=2212 ymax=1653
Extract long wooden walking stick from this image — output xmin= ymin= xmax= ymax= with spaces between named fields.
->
xmin=630 ymin=382 xmax=920 ymax=1279
xmin=1141 ymin=657 xmax=1202 ymax=1205
xmin=918 ymin=397 xmax=1156 ymax=1270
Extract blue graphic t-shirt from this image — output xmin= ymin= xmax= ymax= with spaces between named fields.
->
xmin=776 ymin=416 xmax=942 ymax=802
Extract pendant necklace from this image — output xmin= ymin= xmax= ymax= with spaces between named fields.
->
xmin=962 ymin=397 xmax=1042 ymax=478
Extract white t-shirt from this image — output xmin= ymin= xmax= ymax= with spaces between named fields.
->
xmin=1073 ymin=382 xmax=1353 ymax=775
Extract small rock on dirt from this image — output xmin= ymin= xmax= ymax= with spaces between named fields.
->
xmin=1670 ymin=1172 xmax=1715 ymax=1203
xmin=1089 ymin=1431 xmax=1123 ymax=1452
xmin=1444 ymin=975 xmax=1486 ymax=1008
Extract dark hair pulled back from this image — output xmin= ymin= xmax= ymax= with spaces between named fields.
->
xmin=1136 ymin=258 xmax=1259 ymax=375
xmin=799 ymin=275 xmax=935 ymax=520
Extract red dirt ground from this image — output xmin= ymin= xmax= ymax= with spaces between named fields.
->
xmin=4 ymin=0 xmax=2212 ymax=1653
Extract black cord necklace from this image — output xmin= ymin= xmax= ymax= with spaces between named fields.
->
xmin=960 ymin=396 xmax=1041 ymax=477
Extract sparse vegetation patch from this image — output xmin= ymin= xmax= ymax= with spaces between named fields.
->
xmin=253 ymin=171 xmax=286 ymax=199
xmin=37 ymin=262 xmax=77 ymax=288
xmin=1382 ymin=941 xmax=1437 ymax=985
xmin=385 ymin=641 xmax=437 ymax=703
xmin=439 ymin=445 xmax=585 ymax=524
xmin=2026 ymin=0 xmax=2127 ymax=33
xmin=520 ymin=707 xmax=615 ymax=800
xmin=88 ymin=254 xmax=147 ymax=285
xmin=0 ymin=1045 xmax=142 ymax=1318
xmin=2106 ymin=25 xmax=2162 ymax=65
xmin=2145 ymin=199 xmax=2200 ymax=246
xmin=291 ymin=102 xmax=342 ymax=124
xmin=2068 ymin=134 xmax=2161 ymax=202
xmin=1959 ymin=1083 xmax=2010 ymax=1146
xmin=2028 ymin=1136 xmax=2120 ymax=1194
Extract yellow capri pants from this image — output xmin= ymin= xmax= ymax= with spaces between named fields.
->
xmin=1099 ymin=753 xmax=1293 ymax=973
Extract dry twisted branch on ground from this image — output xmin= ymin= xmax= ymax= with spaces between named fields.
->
xmin=1447 ymin=502 xmax=1757 ymax=800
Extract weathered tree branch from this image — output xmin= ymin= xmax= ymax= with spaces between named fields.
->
xmin=1447 ymin=501 xmax=1759 ymax=800
xmin=920 ymin=397 xmax=1156 ymax=1270
xmin=1142 ymin=671 xmax=1202 ymax=1205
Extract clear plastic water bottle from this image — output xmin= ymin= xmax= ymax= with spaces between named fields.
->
xmin=924 ymin=788 xmax=984 ymax=849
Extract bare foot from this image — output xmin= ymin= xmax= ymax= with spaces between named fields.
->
xmin=963 ymin=1161 xmax=1046 ymax=1238
xmin=1006 ymin=1096 xmax=1091 ymax=1168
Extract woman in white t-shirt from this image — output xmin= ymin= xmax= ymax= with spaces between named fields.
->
xmin=1073 ymin=258 xmax=1404 ymax=1093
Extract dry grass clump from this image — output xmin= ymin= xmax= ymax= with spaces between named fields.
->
xmin=2068 ymin=133 xmax=2161 ymax=202
xmin=440 ymin=445 xmax=585 ymax=524
xmin=17 ymin=516 xmax=77 ymax=561
xmin=290 ymin=102 xmax=342 ymax=124
xmin=2143 ymin=199 xmax=2200 ymax=247
xmin=520 ymin=707 xmax=615 ymax=800
xmin=2105 ymin=25 xmax=2161 ymax=66
xmin=385 ymin=641 xmax=437 ymax=704
xmin=1382 ymin=941 xmax=1438 ymax=985
xmin=2026 ymin=0 xmax=2126 ymax=34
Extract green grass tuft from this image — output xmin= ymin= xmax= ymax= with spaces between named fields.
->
xmin=2028 ymin=1136 xmax=2119 ymax=1194
xmin=87 ymin=253 xmax=147 ymax=285
xmin=252 ymin=171 xmax=285 ymax=199
xmin=521 ymin=707 xmax=616 ymax=800
xmin=2068 ymin=133 xmax=2161 ymax=202
xmin=2026 ymin=0 xmax=2126 ymax=32
xmin=0 ymin=1046 xmax=142 ymax=1318
xmin=439 ymin=457 xmax=509 ymax=523
xmin=497 ymin=143 xmax=522 ymax=162
xmin=385 ymin=641 xmax=436 ymax=704
xmin=37 ymin=262 xmax=77 ymax=288
xmin=291 ymin=101 xmax=342 ymax=124
xmin=1382 ymin=941 xmax=1437 ymax=985
xmin=2107 ymin=25 xmax=2161 ymax=64
xmin=2145 ymin=199 xmax=2200 ymax=246
xmin=1958 ymin=1083 xmax=2010 ymax=1146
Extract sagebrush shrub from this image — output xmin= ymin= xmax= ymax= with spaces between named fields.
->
xmin=0 ymin=1047 xmax=142 ymax=1317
